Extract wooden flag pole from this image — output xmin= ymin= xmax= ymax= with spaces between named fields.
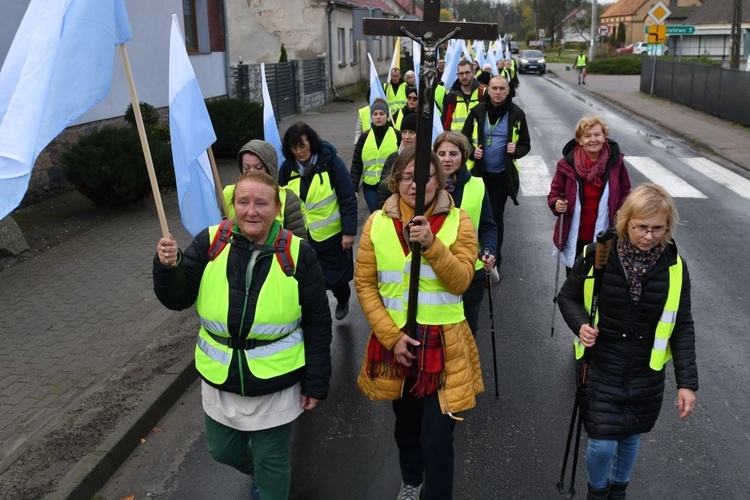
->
xmin=118 ymin=44 xmax=170 ymax=239
xmin=207 ymin=146 xmax=228 ymax=218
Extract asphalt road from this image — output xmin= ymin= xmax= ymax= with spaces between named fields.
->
xmin=99 ymin=75 xmax=750 ymax=500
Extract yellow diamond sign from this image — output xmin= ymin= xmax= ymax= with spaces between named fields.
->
xmin=648 ymin=1 xmax=672 ymax=24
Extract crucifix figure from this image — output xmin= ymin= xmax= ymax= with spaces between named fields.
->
xmin=364 ymin=1 xmax=497 ymax=337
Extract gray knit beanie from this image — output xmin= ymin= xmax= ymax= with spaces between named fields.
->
xmin=236 ymin=139 xmax=279 ymax=180
xmin=370 ymin=98 xmax=389 ymax=116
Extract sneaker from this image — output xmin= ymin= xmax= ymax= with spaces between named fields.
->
xmin=335 ymin=300 xmax=349 ymax=320
xmin=396 ymin=482 xmax=422 ymax=500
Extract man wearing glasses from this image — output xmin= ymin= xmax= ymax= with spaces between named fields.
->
xmin=442 ymin=59 xmax=485 ymax=132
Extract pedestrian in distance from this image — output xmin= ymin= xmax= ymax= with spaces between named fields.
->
xmin=548 ymin=115 xmax=631 ymax=275
xmin=557 ymin=183 xmax=698 ymax=500
xmin=442 ymin=59 xmax=484 ymax=132
xmin=279 ymin=121 xmax=358 ymax=321
xmin=356 ymin=147 xmax=483 ymax=500
xmin=477 ymin=63 xmax=492 ymax=87
xmin=153 ymin=171 xmax=332 ymax=500
xmin=384 ymin=67 xmax=407 ymax=113
xmin=351 ymin=98 xmax=402 ymax=213
xmin=461 ymin=74 xmax=531 ymax=274
xmin=575 ymin=50 xmax=588 ymax=85
xmin=403 ymin=69 xmax=417 ymax=88
xmin=433 ymin=131 xmax=498 ymax=336
xmin=392 ymin=86 xmax=419 ymax=130
xmin=377 ymin=111 xmax=418 ymax=209
xmin=224 ymin=139 xmax=307 ymax=240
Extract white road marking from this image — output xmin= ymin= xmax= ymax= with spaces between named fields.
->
xmin=625 ymin=157 xmax=707 ymax=198
xmin=681 ymin=157 xmax=750 ymax=200
xmin=519 ymin=156 xmax=553 ymax=196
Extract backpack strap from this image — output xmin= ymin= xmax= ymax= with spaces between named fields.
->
xmin=273 ymin=228 xmax=296 ymax=276
xmin=208 ymin=219 xmax=234 ymax=261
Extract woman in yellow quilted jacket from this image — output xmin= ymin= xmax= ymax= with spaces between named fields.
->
xmin=355 ymin=146 xmax=483 ymax=500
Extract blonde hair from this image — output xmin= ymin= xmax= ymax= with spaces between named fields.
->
xmin=574 ymin=115 xmax=610 ymax=143
xmin=433 ymin=131 xmax=471 ymax=166
xmin=233 ymin=171 xmax=281 ymax=208
xmin=615 ymin=183 xmax=679 ymax=244
xmin=386 ymin=146 xmax=446 ymax=193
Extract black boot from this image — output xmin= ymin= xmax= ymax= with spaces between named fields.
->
xmin=587 ymin=484 xmax=609 ymax=500
xmin=608 ymin=481 xmax=627 ymax=499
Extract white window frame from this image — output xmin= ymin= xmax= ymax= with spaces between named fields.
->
xmin=337 ymin=28 xmax=346 ymax=66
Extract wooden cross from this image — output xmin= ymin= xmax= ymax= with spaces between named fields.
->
xmin=364 ymin=1 xmax=497 ymax=338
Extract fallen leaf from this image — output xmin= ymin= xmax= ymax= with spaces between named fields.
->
xmin=140 ymin=438 xmax=147 ymax=444
xmin=119 ymin=495 xmax=136 ymax=500
xmin=152 ymin=426 xmax=165 ymax=433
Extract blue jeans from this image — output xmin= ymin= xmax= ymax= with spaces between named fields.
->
xmin=586 ymin=435 xmax=640 ymax=490
xmin=362 ymin=186 xmax=378 ymax=213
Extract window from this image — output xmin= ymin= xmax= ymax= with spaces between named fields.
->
xmin=338 ymin=28 xmax=346 ymax=66
xmin=349 ymin=29 xmax=357 ymax=64
xmin=183 ymin=0 xmax=198 ymax=52
xmin=376 ymin=38 xmax=383 ymax=60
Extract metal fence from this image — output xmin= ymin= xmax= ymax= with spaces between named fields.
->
xmin=641 ymin=58 xmax=750 ymax=126
xmin=233 ymin=58 xmax=327 ymax=118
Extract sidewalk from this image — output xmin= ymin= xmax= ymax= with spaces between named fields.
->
xmin=0 ymin=98 xmax=364 ymax=500
xmin=546 ymin=62 xmax=750 ymax=172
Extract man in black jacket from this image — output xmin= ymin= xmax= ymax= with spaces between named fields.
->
xmin=461 ymin=75 xmax=531 ymax=272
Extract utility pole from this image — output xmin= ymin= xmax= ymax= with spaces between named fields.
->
xmin=589 ymin=0 xmax=598 ymax=61
xmin=729 ymin=0 xmax=742 ymax=69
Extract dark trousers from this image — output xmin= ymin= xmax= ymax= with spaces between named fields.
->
xmin=484 ymin=171 xmax=509 ymax=267
xmin=392 ymin=388 xmax=457 ymax=499
xmin=463 ymin=270 xmax=486 ymax=337
xmin=331 ymin=283 xmax=351 ymax=304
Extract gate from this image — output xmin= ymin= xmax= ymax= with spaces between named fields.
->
xmin=266 ymin=62 xmax=298 ymax=118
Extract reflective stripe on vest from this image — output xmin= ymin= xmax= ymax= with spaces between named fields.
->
xmin=575 ymin=246 xmax=683 ymax=369
xmin=450 ymin=88 xmax=481 ymax=131
xmin=361 ymin=127 xmax=398 ymax=186
xmin=359 ymin=106 xmax=371 ymax=134
xmin=287 ymin=171 xmax=342 ymax=241
xmin=385 ymin=82 xmax=407 ymax=112
xmin=195 ymin=224 xmax=304 ymax=385
xmin=370 ymin=209 xmax=465 ymax=327
xmin=576 ymin=55 xmax=587 ymax=67
xmin=459 ymin=176 xmax=485 ymax=271
xmin=223 ymin=184 xmax=288 ymax=225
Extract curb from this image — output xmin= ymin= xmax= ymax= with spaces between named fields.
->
xmin=546 ymin=69 xmax=749 ymax=173
xmin=50 ymin=349 xmax=199 ymax=500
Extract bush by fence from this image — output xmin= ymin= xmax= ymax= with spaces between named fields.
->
xmin=206 ymin=98 xmax=263 ymax=159
xmin=587 ymin=56 xmax=642 ymax=75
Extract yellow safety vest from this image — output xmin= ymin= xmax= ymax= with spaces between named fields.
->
xmin=195 ymin=225 xmax=305 ymax=386
xmin=467 ymin=115 xmax=521 ymax=172
xmin=223 ymin=184 xmax=288 ymax=224
xmin=576 ymin=55 xmax=587 ymax=67
xmin=575 ymin=245 xmax=683 ymax=371
xmin=509 ymin=59 xmax=517 ymax=78
xmin=435 ymin=85 xmax=446 ymax=114
xmin=384 ymin=82 xmax=407 ymax=113
xmin=449 ymin=88 xmax=481 ymax=131
xmin=287 ymin=170 xmax=342 ymax=242
xmin=458 ymin=176 xmax=485 ymax=271
xmin=359 ymin=106 xmax=371 ymax=135
xmin=370 ymin=208 xmax=465 ymax=327
xmin=361 ymin=127 xmax=398 ymax=186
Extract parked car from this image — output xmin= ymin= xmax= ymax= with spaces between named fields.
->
xmin=616 ymin=43 xmax=635 ymax=54
xmin=518 ymin=50 xmax=546 ymax=74
xmin=632 ymin=41 xmax=649 ymax=54
xmin=509 ymin=41 xmax=519 ymax=54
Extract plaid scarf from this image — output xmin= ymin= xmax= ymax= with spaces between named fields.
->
xmin=364 ymin=323 xmax=445 ymax=397
xmin=617 ymin=237 xmax=666 ymax=304
xmin=573 ymin=142 xmax=610 ymax=188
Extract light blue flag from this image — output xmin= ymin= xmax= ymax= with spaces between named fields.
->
xmin=367 ymin=53 xmax=388 ymax=106
xmin=441 ymin=40 xmax=461 ymax=89
xmin=0 ymin=0 xmax=132 ymax=219
xmin=169 ymin=14 xmax=221 ymax=237
xmin=431 ymin=102 xmax=444 ymax=145
xmin=412 ymin=40 xmax=421 ymax=93
xmin=260 ymin=64 xmax=284 ymax=167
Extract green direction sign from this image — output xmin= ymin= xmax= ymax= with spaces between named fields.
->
xmin=644 ymin=25 xmax=695 ymax=35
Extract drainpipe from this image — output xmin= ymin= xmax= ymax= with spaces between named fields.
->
xmin=326 ymin=1 xmax=343 ymax=101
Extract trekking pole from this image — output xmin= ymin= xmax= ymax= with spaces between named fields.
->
xmin=551 ymin=193 xmax=566 ymax=337
xmin=484 ymin=247 xmax=499 ymax=398
xmin=556 ymin=228 xmax=616 ymax=498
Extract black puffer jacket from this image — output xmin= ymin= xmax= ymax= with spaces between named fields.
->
xmin=558 ymin=238 xmax=698 ymax=440
xmin=153 ymin=223 xmax=332 ymax=399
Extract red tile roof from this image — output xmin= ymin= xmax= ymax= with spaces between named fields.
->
xmin=601 ymin=0 xmax=649 ymax=18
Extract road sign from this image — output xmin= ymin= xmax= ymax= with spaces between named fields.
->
xmin=644 ymin=25 xmax=696 ymax=35
xmin=648 ymin=24 xmax=667 ymax=44
xmin=597 ymin=24 xmax=610 ymax=37
xmin=648 ymin=1 xmax=671 ymax=24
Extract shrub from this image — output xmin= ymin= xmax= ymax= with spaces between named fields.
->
xmin=124 ymin=101 xmax=160 ymax=129
xmin=62 ymin=126 xmax=173 ymax=206
xmin=206 ymin=98 xmax=263 ymax=158
xmin=586 ymin=56 xmax=642 ymax=75
xmin=279 ymin=43 xmax=288 ymax=63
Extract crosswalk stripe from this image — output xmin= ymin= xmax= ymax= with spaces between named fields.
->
xmin=681 ymin=157 xmax=750 ymax=200
xmin=518 ymin=156 xmax=553 ymax=196
xmin=625 ymin=157 xmax=707 ymax=198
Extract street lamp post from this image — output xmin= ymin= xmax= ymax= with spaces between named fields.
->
xmin=589 ymin=0 xmax=598 ymax=61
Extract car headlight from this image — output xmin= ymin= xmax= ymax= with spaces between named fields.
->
xmin=520 ymin=59 xmax=528 ymax=63
xmin=539 ymin=59 xmax=546 ymax=64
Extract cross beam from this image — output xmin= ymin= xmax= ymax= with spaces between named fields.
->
xmin=363 ymin=1 xmax=497 ymax=339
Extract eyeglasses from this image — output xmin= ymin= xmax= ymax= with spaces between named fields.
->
xmin=631 ymin=224 xmax=668 ymax=236
xmin=407 ymin=96 xmax=419 ymax=101
xmin=457 ymin=71 xmax=473 ymax=76
xmin=290 ymin=142 xmax=309 ymax=152
xmin=400 ymin=173 xmax=436 ymax=185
